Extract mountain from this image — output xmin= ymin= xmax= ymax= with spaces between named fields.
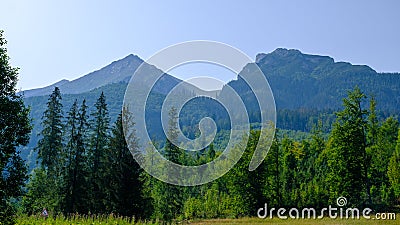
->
xmin=19 ymin=55 xmax=220 ymax=168
xmin=226 ymin=48 xmax=400 ymax=110
xmin=22 ymin=48 xmax=400 ymax=111
xmin=20 ymin=49 xmax=400 ymax=169
xmin=22 ymin=54 xmax=143 ymax=97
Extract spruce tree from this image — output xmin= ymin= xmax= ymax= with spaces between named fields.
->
xmin=62 ymin=99 xmax=90 ymax=213
xmin=107 ymin=112 xmax=143 ymax=217
xmin=62 ymin=100 xmax=79 ymax=213
xmin=88 ymin=92 xmax=110 ymax=213
xmin=74 ymin=99 xmax=90 ymax=212
xmin=29 ymin=87 xmax=64 ymax=212
xmin=36 ymin=87 xmax=64 ymax=174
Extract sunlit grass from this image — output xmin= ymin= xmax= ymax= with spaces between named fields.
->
xmin=191 ymin=215 xmax=399 ymax=225
xmin=16 ymin=214 xmax=398 ymax=225
xmin=16 ymin=214 xmax=157 ymax=225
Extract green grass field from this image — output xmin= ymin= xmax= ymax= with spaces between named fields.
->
xmin=16 ymin=215 xmax=398 ymax=225
xmin=191 ymin=217 xmax=399 ymax=225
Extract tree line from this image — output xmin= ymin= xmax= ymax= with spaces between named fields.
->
xmin=20 ymin=86 xmax=400 ymax=223
xmin=22 ymin=88 xmax=145 ymax=218
xmin=2 ymin=29 xmax=399 ymax=224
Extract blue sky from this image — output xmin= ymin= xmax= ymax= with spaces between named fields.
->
xmin=1 ymin=0 xmax=399 ymax=90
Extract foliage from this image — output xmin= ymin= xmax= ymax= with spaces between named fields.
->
xmin=24 ymin=87 xmax=64 ymax=213
xmin=62 ymin=99 xmax=90 ymax=214
xmin=324 ymin=87 xmax=369 ymax=206
xmin=105 ymin=112 xmax=144 ymax=217
xmin=388 ymin=128 xmax=400 ymax=203
xmin=0 ymin=30 xmax=31 ymax=225
xmin=21 ymin=87 xmax=400 ymax=221
xmin=23 ymin=91 xmax=144 ymax=219
xmin=87 ymin=91 xmax=110 ymax=213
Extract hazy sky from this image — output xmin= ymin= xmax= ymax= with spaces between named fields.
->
xmin=1 ymin=0 xmax=399 ymax=90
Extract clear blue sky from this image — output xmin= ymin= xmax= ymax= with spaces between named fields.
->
xmin=1 ymin=0 xmax=399 ymax=90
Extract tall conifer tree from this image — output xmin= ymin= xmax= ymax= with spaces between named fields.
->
xmin=107 ymin=112 xmax=143 ymax=216
xmin=88 ymin=92 xmax=110 ymax=213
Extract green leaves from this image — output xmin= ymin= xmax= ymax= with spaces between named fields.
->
xmin=388 ymin=129 xmax=400 ymax=200
xmin=0 ymin=30 xmax=31 ymax=225
xmin=325 ymin=87 xmax=368 ymax=206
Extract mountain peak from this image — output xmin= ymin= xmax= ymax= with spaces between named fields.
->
xmin=256 ymin=48 xmax=300 ymax=63
xmin=107 ymin=54 xmax=143 ymax=68
xmin=120 ymin=54 xmax=142 ymax=62
xmin=256 ymin=48 xmax=334 ymax=64
xmin=22 ymin=54 xmax=144 ymax=97
xmin=273 ymin=48 xmax=302 ymax=56
xmin=253 ymin=48 xmax=380 ymax=81
xmin=255 ymin=48 xmax=337 ymax=77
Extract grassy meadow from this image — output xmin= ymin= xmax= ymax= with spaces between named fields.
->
xmin=16 ymin=214 xmax=398 ymax=225
xmin=191 ymin=217 xmax=399 ymax=225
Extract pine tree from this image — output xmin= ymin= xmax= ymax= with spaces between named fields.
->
xmin=62 ymin=99 xmax=90 ymax=213
xmin=106 ymin=112 xmax=143 ymax=217
xmin=88 ymin=92 xmax=110 ymax=213
xmin=62 ymin=100 xmax=79 ymax=213
xmin=29 ymin=87 xmax=64 ymax=212
xmin=36 ymin=87 xmax=64 ymax=174
xmin=0 ymin=29 xmax=31 ymax=225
